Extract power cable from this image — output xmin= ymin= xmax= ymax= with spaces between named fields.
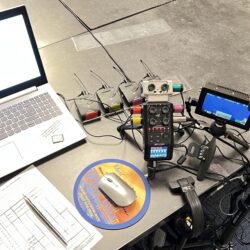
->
xmin=58 ymin=0 xmax=176 ymax=31
xmin=57 ymin=0 xmax=132 ymax=82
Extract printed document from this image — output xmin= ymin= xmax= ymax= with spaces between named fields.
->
xmin=0 ymin=167 xmax=102 ymax=249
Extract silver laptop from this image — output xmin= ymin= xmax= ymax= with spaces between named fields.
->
xmin=0 ymin=6 xmax=86 ymax=178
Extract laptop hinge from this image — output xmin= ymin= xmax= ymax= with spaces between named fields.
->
xmin=0 ymin=86 xmax=38 ymax=105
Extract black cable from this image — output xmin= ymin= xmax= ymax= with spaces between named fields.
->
xmin=77 ymin=112 xmax=133 ymax=141
xmin=184 ymin=97 xmax=200 ymax=125
xmin=156 ymin=161 xmax=226 ymax=182
xmin=216 ymin=145 xmax=244 ymax=165
xmin=155 ymin=165 xmax=176 ymax=173
xmin=228 ymin=128 xmax=249 ymax=145
xmin=135 ymin=128 xmax=143 ymax=136
xmin=57 ymin=92 xmax=70 ymax=110
xmin=174 ymin=121 xmax=195 ymax=132
xmin=180 ymin=92 xmax=185 ymax=115
xmin=116 ymin=114 xmax=143 ymax=150
xmin=119 ymin=114 xmax=133 ymax=136
xmin=82 ymin=123 xmax=123 ymax=141
xmin=58 ymin=93 xmax=138 ymax=141
xmin=94 ymin=1 xmax=177 ymax=30
xmin=216 ymin=137 xmax=250 ymax=164
xmin=58 ymin=0 xmax=176 ymax=31
xmin=202 ymin=126 xmax=250 ymax=164
xmin=234 ymin=141 xmax=245 ymax=164
xmin=123 ymin=108 xmax=130 ymax=119
xmin=105 ymin=115 xmax=125 ymax=124
xmin=113 ymin=66 xmax=129 ymax=84
xmin=178 ymin=164 xmax=225 ymax=182
xmin=237 ymin=130 xmax=250 ymax=145
xmin=177 ymin=123 xmax=196 ymax=144
xmin=131 ymin=126 xmax=143 ymax=152
xmin=237 ymin=134 xmax=250 ymax=145
xmin=171 ymin=164 xmax=197 ymax=177
xmin=116 ymin=115 xmax=144 ymax=152
xmin=238 ymin=130 xmax=249 ymax=136
xmin=68 ymin=95 xmax=125 ymax=123
xmin=57 ymin=0 xmax=131 ymax=83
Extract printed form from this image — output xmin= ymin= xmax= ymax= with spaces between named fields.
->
xmin=0 ymin=167 xmax=102 ymax=249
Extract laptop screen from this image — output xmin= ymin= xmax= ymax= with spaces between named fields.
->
xmin=0 ymin=6 xmax=47 ymax=98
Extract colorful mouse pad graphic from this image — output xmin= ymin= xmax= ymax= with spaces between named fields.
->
xmin=73 ymin=159 xmax=150 ymax=229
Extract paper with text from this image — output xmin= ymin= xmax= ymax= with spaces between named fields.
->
xmin=0 ymin=167 xmax=102 ymax=249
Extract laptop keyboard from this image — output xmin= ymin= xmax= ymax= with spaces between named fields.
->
xmin=0 ymin=93 xmax=62 ymax=141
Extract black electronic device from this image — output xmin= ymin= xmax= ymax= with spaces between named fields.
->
xmin=187 ymin=120 xmax=248 ymax=182
xmin=90 ymin=70 xmax=123 ymax=114
xmin=195 ymin=82 xmax=250 ymax=130
xmin=75 ymin=95 xmax=101 ymax=122
xmin=96 ymin=88 xmax=123 ymax=114
xmin=186 ymin=83 xmax=249 ymax=182
xmin=73 ymin=73 xmax=101 ymax=122
xmin=188 ymin=141 xmax=210 ymax=161
xmin=143 ymin=102 xmax=174 ymax=161
xmin=188 ymin=137 xmax=216 ymax=181
xmin=113 ymin=66 xmax=143 ymax=106
xmin=118 ymin=82 xmax=143 ymax=106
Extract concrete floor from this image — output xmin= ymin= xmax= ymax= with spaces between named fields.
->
xmin=0 ymin=0 xmax=249 ymax=95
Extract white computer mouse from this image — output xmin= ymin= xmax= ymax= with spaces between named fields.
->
xmin=98 ymin=173 xmax=136 ymax=207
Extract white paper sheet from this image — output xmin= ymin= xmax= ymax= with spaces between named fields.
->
xmin=0 ymin=167 xmax=102 ymax=249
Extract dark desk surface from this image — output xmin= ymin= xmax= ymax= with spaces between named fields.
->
xmin=37 ymin=47 xmax=250 ymax=247
xmin=38 ymin=114 xmax=249 ymax=250
xmin=36 ymin=37 xmax=249 ymax=250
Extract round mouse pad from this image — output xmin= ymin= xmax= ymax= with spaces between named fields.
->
xmin=73 ymin=159 xmax=150 ymax=230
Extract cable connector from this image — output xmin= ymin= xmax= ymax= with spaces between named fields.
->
xmin=173 ymin=116 xmax=196 ymax=123
xmin=177 ymin=155 xmax=187 ymax=165
xmin=185 ymin=97 xmax=198 ymax=112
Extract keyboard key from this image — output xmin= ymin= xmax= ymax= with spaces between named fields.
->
xmin=0 ymin=92 xmax=61 ymax=140
xmin=7 ymin=130 xmax=14 ymax=136
xmin=42 ymin=114 xmax=52 ymax=121
xmin=20 ymin=124 xmax=28 ymax=130
xmin=6 ymin=120 xmax=12 ymax=125
xmin=5 ymin=126 xmax=12 ymax=131
xmin=35 ymin=118 xmax=42 ymax=124
xmin=13 ymin=127 xmax=21 ymax=133
xmin=1 ymin=116 xmax=7 ymax=122
xmin=27 ymin=122 xmax=35 ymax=127
xmin=11 ymin=123 xmax=18 ymax=129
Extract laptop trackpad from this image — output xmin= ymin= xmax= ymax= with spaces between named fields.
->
xmin=0 ymin=142 xmax=22 ymax=173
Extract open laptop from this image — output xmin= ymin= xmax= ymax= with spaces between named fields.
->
xmin=0 ymin=6 xmax=86 ymax=178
